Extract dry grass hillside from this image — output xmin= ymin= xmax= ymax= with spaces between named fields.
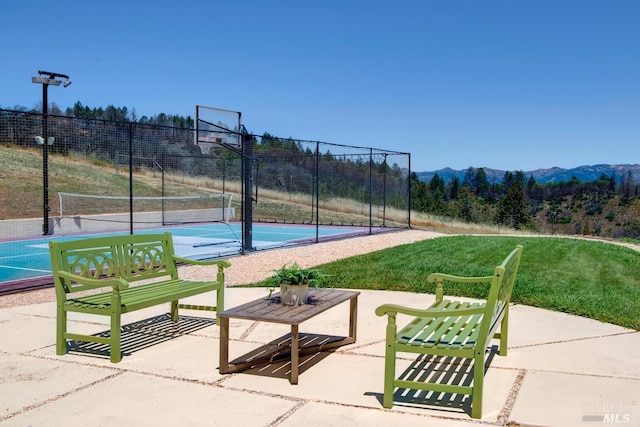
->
xmin=1 ymin=145 xmax=507 ymax=235
xmin=531 ymin=195 xmax=640 ymax=240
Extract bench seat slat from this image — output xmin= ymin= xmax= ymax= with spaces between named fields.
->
xmin=422 ymin=315 xmax=460 ymax=347
xmin=438 ymin=302 xmax=484 ymax=349
xmin=437 ymin=312 xmax=484 ymax=350
xmin=66 ymin=280 xmax=219 ymax=313
xmin=397 ymin=300 xmax=486 ymax=350
xmin=398 ymin=317 xmax=439 ymax=344
xmin=426 ymin=300 xmax=477 ymax=344
xmin=397 ymin=299 xmax=464 ymax=344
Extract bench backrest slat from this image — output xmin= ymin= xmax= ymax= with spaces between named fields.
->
xmin=118 ymin=238 xmax=172 ymax=281
xmin=50 ymin=233 xmax=178 ymax=295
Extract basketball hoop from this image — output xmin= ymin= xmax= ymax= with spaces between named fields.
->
xmin=197 ymin=141 xmax=215 ymax=155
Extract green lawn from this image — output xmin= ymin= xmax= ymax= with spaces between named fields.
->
xmin=250 ymin=235 xmax=640 ymax=330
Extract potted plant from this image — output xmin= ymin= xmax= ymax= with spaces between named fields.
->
xmin=267 ymin=262 xmax=326 ymax=306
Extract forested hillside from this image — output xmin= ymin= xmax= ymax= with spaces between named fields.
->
xmin=412 ymin=167 xmax=640 ymax=240
xmin=418 ymin=164 xmax=640 ymax=184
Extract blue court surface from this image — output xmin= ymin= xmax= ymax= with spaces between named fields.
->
xmin=0 ymin=223 xmax=371 ymax=286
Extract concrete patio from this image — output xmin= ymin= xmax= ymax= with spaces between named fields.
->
xmin=1 ymin=287 xmax=638 ymax=426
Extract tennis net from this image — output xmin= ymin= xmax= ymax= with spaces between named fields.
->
xmin=55 ymin=192 xmax=234 ymax=234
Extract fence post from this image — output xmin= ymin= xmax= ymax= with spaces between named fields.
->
xmin=242 ymin=132 xmax=253 ymax=252
xmin=315 ymin=141 xmax=320 ymax=242
xmin=129 ymin=122 xmax=134 ymax=235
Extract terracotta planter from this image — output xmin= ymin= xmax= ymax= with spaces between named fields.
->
xmin=280 ymin=283 xmax=309 ymax=306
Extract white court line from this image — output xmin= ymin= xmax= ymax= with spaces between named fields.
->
xmin=0 ymin=264 xmax=51 ymax=273
xmin=0 ymin=252 xmax=48 ymax=261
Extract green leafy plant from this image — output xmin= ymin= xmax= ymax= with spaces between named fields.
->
xmin=267 ymin=262 xmax=327 ymax=298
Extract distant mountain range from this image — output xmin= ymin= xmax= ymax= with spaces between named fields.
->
xmin=416 ymin=164 xmax=640 ymax=184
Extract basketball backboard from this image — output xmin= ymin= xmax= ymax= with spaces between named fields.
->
xmin=195 ymin=105 xmax=242 ymax=154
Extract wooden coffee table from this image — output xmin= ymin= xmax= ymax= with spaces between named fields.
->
xmin=218 ymin=289 xmax=359 ymax=384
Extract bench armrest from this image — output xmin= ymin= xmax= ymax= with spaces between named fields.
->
xmin=427 ymin=273 xmax=493 ymax=302
xmin=427 ymin=273 xmax=493 ymax=284
xmin=375 ymin=303 xmax=485 ymax=318
xmin=56 ymin=270 xmax=130 ymax=291
xmin=172 ymin=256 xmax=231 ymax=269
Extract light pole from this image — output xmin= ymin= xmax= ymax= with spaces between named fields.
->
xmin=32 ymin=70 xmax=71 ymax=235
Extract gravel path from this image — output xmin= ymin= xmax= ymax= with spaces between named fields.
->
xmin=0 ymin=229 xmax=444 ymax=309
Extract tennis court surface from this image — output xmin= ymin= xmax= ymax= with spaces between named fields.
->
xmin=0 ymin=223 xmax=373 ymax=290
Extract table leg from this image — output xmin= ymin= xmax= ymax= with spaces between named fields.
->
xmin=219 ymin=317 xmax=230 ymax=373
xmin=349 ymin=295 xmax=358 ymax=341
xmin=290 ymin=324 xmax=299 ymax=384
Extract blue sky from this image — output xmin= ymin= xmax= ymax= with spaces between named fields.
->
xmin=2 ymin=1 xmax=639 ymax=172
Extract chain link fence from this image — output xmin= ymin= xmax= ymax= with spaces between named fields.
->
xmin=0 ymin=109 xmax=411 ymax=242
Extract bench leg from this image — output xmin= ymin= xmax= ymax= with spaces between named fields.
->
xmin=499 ymin=308 xmax=509 ymax=356
xmin=110 ymin=313 xmax=122 ymax=363
xmin=56 ymin=305 xmax=67 ymax=355
xmin=170 ymin=300 xmax=179 ymax=322
xmin=216 ymin=286 xmax=224 ymax=325
xmin=382 ymin=322 xmax=397 ymax=408
xmin=471 ymin=350 xmax=485 ymax=419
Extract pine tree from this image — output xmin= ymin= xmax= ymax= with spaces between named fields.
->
xmin=474 ymin=167 xmax=490 ymax=198
xmin=456 ymin=186 xmax=478 ymax=222
xmin=447 ymin=175 xmax=460 ymax=200
xmin=496 ymin=182 xmax=530 ymax=229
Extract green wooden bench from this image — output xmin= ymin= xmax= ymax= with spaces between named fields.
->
xmin=375 ymin=245 xmax=523 ymax=419
xmin=49 ymin=232 xmax=231 ymax=363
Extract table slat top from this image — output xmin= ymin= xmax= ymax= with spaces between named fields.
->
xmin=219 ymin=289 xmax=360 ymax=325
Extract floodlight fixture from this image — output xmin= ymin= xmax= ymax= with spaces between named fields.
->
xmin=32 ymin=76 xmax=62 ymax=85
xmin=32 ymin=69 xmax=71 ymax=235
xmin=32 ymin=70 xmax=71 ymax=88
